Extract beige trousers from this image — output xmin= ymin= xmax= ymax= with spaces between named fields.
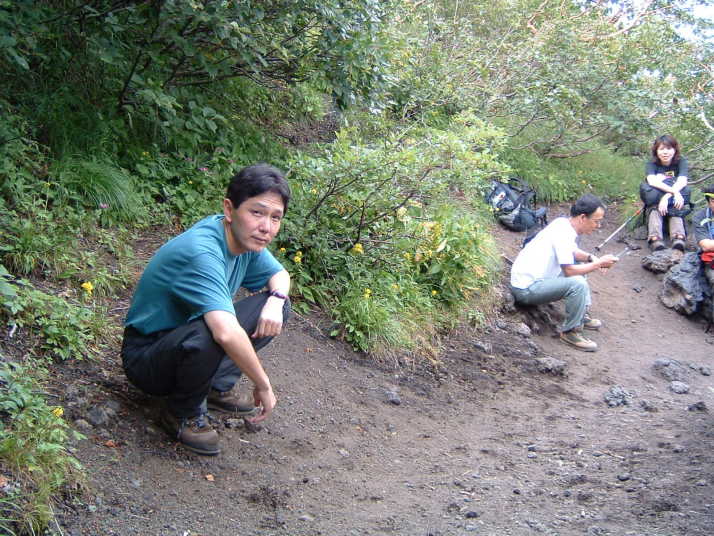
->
xmin=647 ymin=208 xmax=685 ymax=241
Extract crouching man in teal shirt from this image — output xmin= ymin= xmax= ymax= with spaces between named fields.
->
xmin=122 ymin=164 xmax=291 ymax=455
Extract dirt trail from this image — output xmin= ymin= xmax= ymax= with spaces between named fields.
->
xmin=53 ymin=208 xmax=714 ymax=536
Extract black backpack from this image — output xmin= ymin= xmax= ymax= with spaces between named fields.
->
xmin=485 ymin=177 xmax=547 ymax=232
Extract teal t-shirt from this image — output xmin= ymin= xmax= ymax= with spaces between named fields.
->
xmin=125 ymin=215 xmax=284 ymax=335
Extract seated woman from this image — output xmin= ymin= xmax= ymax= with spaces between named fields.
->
xmin=645 ymin=135 xmax=689 ymax=252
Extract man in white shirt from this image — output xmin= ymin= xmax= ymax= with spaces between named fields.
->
xmin=510 ymin=194 xmax=618 ymax=352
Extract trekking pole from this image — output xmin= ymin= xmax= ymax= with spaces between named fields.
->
xmin=614 ymin=246 xmax=630 ymax=258
xmin=594 ymin=207 xmax=643 ymax=251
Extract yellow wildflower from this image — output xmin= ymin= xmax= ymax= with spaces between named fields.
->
xmin=279 ymin=247 xmax=286 ymax=253
xmin=81 ymin=281 xmax=94 ymax=296
xmin=431 ymin=290 xmax=438 ymax=296
xmin=293 ymin=255 xmax=302 ymax=264
xmin=142 ymin=151 xmax=149 ymax=157
xmin=392 ymin=283 xmax=399 ymax=290
xmin=310 ymin=188 xmax=318 ymax=194
xmin=403 ymin=252 xmax=411 ymax=261
xmin=52 ymin=407 xmax=64 ymax=418
xmin=351 ymin=243 xmax=364 ymax=255
xmin=363 ymin=288 xmax=372 ymax=298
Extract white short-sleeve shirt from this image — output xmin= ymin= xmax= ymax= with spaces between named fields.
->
xmin=510 ymin=217 xmax=577 ymax=289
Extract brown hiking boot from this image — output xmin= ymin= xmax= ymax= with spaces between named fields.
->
xmin=159 ymin=408 xmax=220 ymax=456
xmin=560 ymin=330 xmax=598 ymax=352
xmin=207 ymin=388 xmax=257 ymax=416
xmin=583 ymin=315 xmax=602 ymax=331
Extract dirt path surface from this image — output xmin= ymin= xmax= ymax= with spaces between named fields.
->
xmin=53 ymin=208 xmax=714 ymax=536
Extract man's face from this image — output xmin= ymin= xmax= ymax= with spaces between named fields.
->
xmin=580 ymin=207 xmax=605 ymax=235
xmin=223 ymin=191 xmax=284 ymax=255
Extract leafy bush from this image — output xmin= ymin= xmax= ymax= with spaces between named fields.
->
xmin=0 ymin=360 xmax=84 ymax=535
xmin=275 ymin=112 xmax=505 ymax=354
xmin=502 ymin=141 xmax=642 ymax=204
xmin=0 ymin=273 xmax=107 ymax=362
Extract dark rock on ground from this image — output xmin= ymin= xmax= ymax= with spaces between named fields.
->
xmin=669 ymin=381 xmax=689 ymax=394
xmin=642 ymin=250 xmax=679 ymax=274
xmin=604 ymin=385 xmax=632 ymax=407
xmin=86 ymin=407 xmax=111 ymax=427
xmin=534 ymin=357 xmax=567 ymax=376
xmin=687 ymin=401 xmax=707 ymax=412
xmin=659 ymin=252 xmax=712 ymax=316
xmin=652 ymin=358 xmax=689 ymax=381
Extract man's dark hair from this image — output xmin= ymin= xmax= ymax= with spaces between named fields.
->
xmin=570 ymin=193 xmax=605 ymax=217
xmin=702 ymin=183 xmax=714 ymax=199
xmin=226 ymin=163 xmax=290 ymax=213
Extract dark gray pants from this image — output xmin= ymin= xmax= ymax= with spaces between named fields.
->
xmin=121 ymin=292 xmax=290 ymax=418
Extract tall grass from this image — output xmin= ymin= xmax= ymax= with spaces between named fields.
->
xmin=502 ymin=144 xmax=642 ymax=204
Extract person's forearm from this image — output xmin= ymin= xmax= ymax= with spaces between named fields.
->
xmin=671 ymin=176 xmax=687 ymax=194
xmin=222 ymin=330 xmax=271 ymax=389
xmin=562 ymin=262 xmax=598 ymax=276
xmin=267 ymin=270 xmax=290 ymax=294
xmin=574 ymin=248 xmax=591 ymax=262
xmin=205 ymin=312 xmax=272 ymax=389
xmin=647 ymin=174 xmax=678 ymax=194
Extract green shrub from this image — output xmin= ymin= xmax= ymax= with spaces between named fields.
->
xmin=501 ymin=128 xmax=642 ymax=203
xmin=275 ymin=112 xmax=506 ymax=354
xmin=0 ymin=360 xmax=84 ymax=536
xmin=0 ymin=274 xmax=107 ymax=362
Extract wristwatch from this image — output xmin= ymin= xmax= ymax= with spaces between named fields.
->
xmin=269 ymin=290 xmax=288 ymax=300
xmin=587 ymin=253 xmax=594 ymax=262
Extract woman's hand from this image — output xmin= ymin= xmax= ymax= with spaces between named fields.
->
xmin=672 ymin=191 xmax=684 ymax=209
xmin=658 ymin=194 xmax=670 ymax=216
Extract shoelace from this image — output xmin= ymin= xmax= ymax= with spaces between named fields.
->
xmin=177 ymin=413 xmax=208 ymax=437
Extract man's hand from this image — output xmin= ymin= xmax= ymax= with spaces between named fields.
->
xmin=252 ymin=296 xmax=284 ymax=339
xmin=249 ymin=384 xmax=277 ymax=423
xmin=597 ymin=254 xmax=619 ymax=271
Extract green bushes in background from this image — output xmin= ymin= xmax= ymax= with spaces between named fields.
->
xmin=275 ymin=112 xmax=505 ymax=354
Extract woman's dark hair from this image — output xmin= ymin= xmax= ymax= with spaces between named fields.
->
xmin=570 ymin=193 xmax=605 ymax=217
xmin=651 ymin=135 xmax=681 ymax=165
xmin=226 ymin=163 xmax=291 ymax=213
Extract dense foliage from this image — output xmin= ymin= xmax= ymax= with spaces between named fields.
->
xmin=0 ymin=0 xmax=712 ymax=532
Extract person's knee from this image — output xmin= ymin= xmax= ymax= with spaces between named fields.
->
xmin=566 ymin=276 xmax=589 ymax=295
xmin=182 ymin=319 xmax=224 ymax=361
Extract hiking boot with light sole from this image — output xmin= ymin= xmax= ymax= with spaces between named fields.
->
xmin=583 ymin=315 xmax=602 ymax=331
xmin=207 ymin=388 xmax=258 ymax=416
xmin=560 ymin=330 xmax=598 ymax=352
xmin=649 ymin=239 xmax=665 ymax=252
xmin=159 ymin=409 xmax=220 ymax=456
xmin=671 ymin=238 xmax=686 ymax=252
